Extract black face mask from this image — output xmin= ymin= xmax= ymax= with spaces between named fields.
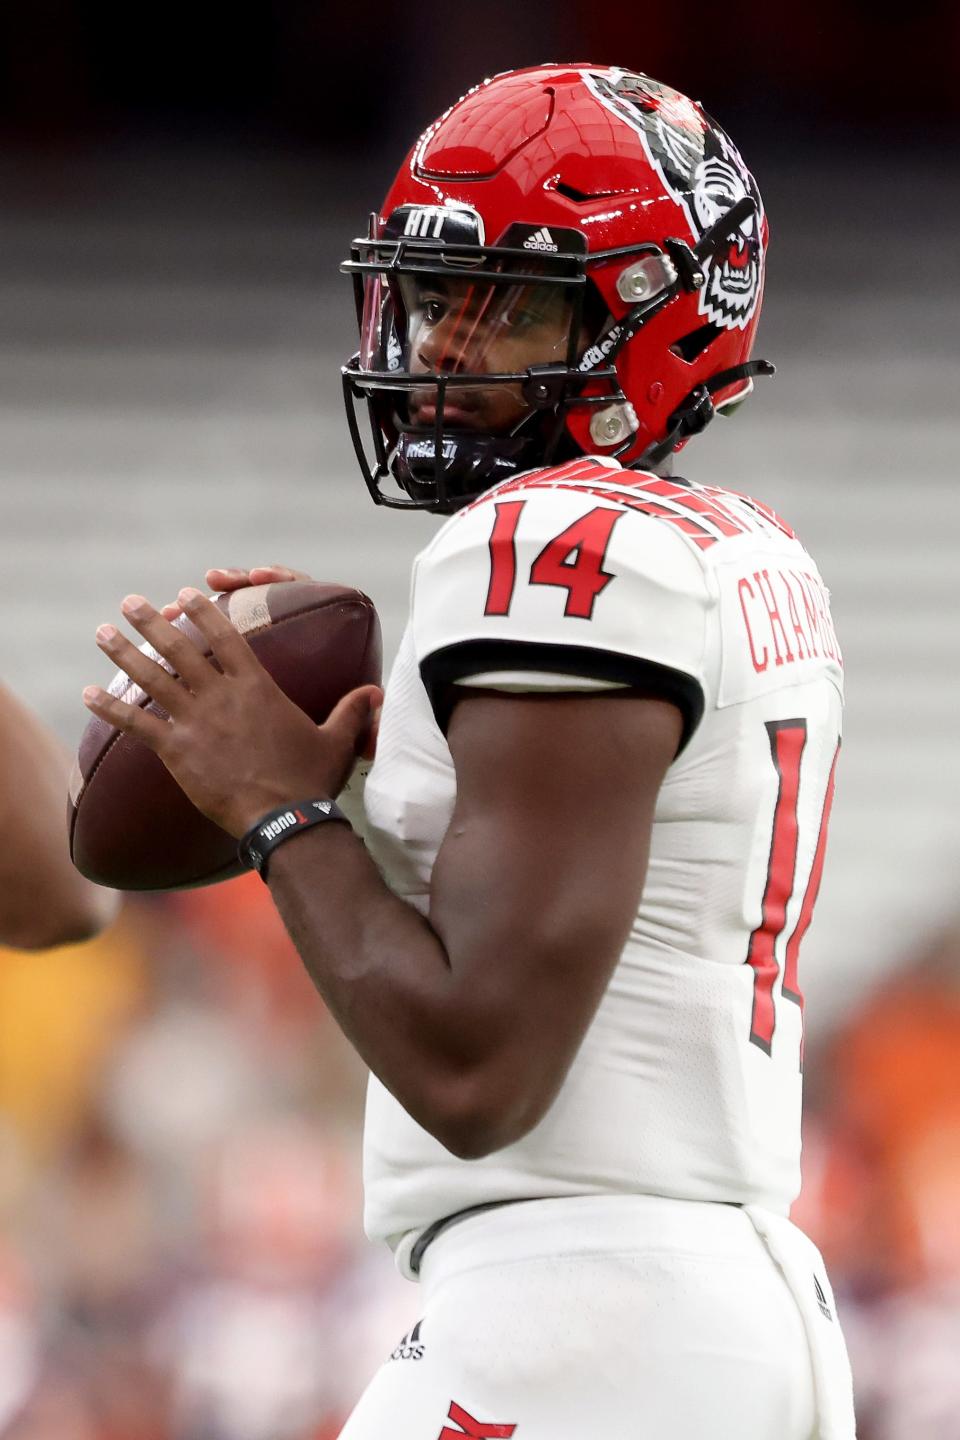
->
xmin=341 ymin=209 xmax=613 ymax=512
xmin=340 ymin=199 xmax=773 ymax=513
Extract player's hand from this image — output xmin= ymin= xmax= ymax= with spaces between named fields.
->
xmin=84 ymin=589 xmax=381 ymax=838
xmin=160 ymin=566 xmax=312 ymax=621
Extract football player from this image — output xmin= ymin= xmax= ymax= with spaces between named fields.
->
xmin=83 ymin=66 xmax=856 ymax=1438
xmin=0 ymin=682 xmax=117 ymax=947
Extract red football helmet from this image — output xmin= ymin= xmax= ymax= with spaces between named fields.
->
xmin=342 ymin=64 xmax=773 ymax=512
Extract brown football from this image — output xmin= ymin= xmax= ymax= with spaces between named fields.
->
xmin=69 ymin=581 xmax=381 ymax=891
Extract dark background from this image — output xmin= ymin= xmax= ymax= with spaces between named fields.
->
xmin=1 ymin=3 xmax=957 ymax=157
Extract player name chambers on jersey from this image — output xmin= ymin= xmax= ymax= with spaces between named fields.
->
xmin=361 ymin=460 xmax=843 ymax=1258
xmin=737 ymin=567 xmax=840 ymax=673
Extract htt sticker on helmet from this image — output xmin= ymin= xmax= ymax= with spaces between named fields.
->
xmin=383 ymin=204 xmax=486 ymax=247
xmin=583 ymin=69 xmax=764 ymax=333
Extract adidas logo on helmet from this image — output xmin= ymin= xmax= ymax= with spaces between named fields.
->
xmin=523 ymin=227 xmax=559 ymax=252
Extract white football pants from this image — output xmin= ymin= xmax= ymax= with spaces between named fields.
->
xmin=337 ymin=1194 xmax=856 ymax=1440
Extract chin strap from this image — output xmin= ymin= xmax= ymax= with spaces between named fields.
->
xmin=634 ymin=358 xmax=776 ymax=471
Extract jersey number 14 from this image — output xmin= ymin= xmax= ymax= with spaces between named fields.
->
xmin=484 ymin=500 xmax=623 ymax=621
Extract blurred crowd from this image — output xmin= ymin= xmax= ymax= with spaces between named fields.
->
xmin=0 ymin=879 xmax=417 ymax=1439
xmin=0 ymin=880 xmax=957 ymax=1438
xmin=793 ymin=926 xmax=960 ymax=1439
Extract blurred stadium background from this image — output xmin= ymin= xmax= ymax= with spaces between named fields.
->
xmin=1 ymin=4 xmax=958 ymax=1435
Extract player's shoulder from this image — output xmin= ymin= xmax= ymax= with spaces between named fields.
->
xmin=417 ymin=459 xmax=811 ymax=578
xmin=418 ymin=459 xmax=628 ymax=557
xmin=410 ymin=459 xmax=716 ymax=747
xmin=415 ymin=459 xmax=705 ymax=590
xmin=410 ymin=457 xmax=717 ymax=675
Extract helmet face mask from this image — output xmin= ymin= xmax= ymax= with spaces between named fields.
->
xmin=344 ymin=216 xmax=620 ymax=512
xmin=341 ymin=66 xmax=773 ymax=512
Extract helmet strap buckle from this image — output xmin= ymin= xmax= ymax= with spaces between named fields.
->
xmin=663 ymin=238 xmax=707 ymax=293
xmin=680 ymin=386 xmax=715 ymax=435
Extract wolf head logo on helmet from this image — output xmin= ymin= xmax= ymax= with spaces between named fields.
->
xmin=341 ymin=64 xmax=773 ymax=512
xmin=585 ymin=70 xmax=764 ymax=334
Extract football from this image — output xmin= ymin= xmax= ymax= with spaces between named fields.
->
xmin=69 ymin=581 xmax=381 ymax=891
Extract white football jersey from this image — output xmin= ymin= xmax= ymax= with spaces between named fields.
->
xmin=359 ymin=458 xmax=843 ymax=1260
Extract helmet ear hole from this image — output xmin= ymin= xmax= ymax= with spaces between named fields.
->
xmin=670 ymin=322 xmax=722 ymax=364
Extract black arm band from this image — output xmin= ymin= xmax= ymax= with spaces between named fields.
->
xmin=237 ymin=799 xmax=351 ymax=880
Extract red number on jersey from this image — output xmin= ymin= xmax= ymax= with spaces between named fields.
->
xmin=530 ymin=507 xmax=623 ymax=618
xmin=484 ymin=500 xmax=525 ymax=616
xmin=747 ymin=721 xmax=806 ymax=1053
xmin=484 ymin=500 xmax=623 ymax=619
xmin=747 ymin=723 xmax=841 ymax=1061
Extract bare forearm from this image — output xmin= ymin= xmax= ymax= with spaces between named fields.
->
xmin=264 ymin=784 xmax=630 ymax=1159
xmin=267 ymin=824 xmax=451 ymax=1028
xmin=265 ymin=823 xmax=500 ymax=1150
xmin=0 ymin=685 xmax=118 ymax=948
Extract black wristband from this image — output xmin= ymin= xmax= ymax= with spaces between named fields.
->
xmin=238 ymin=799 xmax=351 ymax=880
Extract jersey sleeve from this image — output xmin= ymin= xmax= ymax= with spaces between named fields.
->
xmin=411 ymin=481 xmax=715 ymax=751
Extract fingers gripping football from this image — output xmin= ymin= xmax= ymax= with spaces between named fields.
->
xmin=87 ymin=591 xmax=252 ymax=789
xmin=84 ymin=588 xmax=380 ymax=838
xmin=324 ymin=685 xmax=384 ymax=765
xmin=95 ymin=592 xmax=248 ymax=697
xmin=86 ymin=588 xmax=264 ymax=752
xmin=208 ymin=564 xmax=312 ymax=589
xmin=161 ymin=566 xmax=312 ymax=621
